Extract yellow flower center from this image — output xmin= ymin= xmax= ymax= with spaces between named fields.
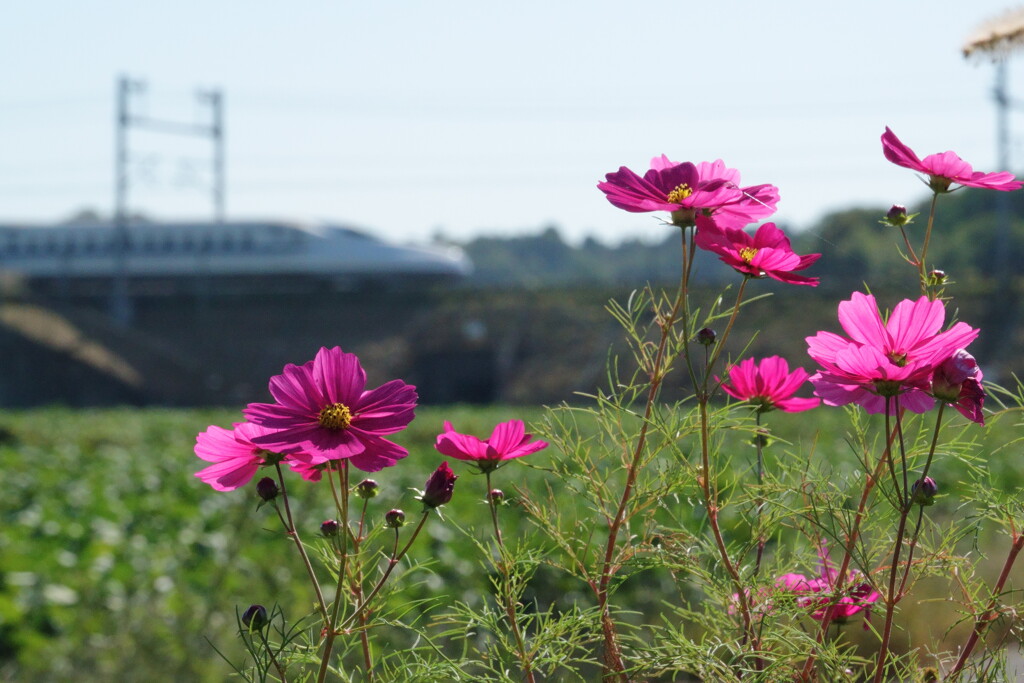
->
xmin=887 ymin=352 xmax=908 ymax=367
xmin=739 ymin=247 xmax=758 ymax=263
xmin=318 ymin=403 xmax=352 ymax=430
xmin=666 ymin=183 xmax=693 ymax=204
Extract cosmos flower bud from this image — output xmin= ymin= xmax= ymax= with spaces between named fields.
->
xmin=932 ymin=350 xmax=980 ymax=401
xmin=241 ymin=604 xmax=268 ymax=630
xmin=927 ymin=269 xmax=947 ymax=287
xmin=256 ymin=477 xmax=279 ymax=502
xmin=488 ymin=489 xmax=505 ymax=505
xmin=910 ymin=477 xmax=938 ymax=506
xmin=421 ymin=462 xmax=458 ymax=509
xmin=696 ymin=328 xmax=717 ymax=346
xmin=355 ymin=479 xmax=380 ymax=499
xmin=320 ymin=519 xmax=339 ymax=537
xmin=385 ymin=509 xmax=406 ymax=528
xmin=883 ymin=204 xmax=910 ymax=227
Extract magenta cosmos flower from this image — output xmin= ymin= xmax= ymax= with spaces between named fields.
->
xmin=695 ymin=215 xmax=820 ymax=285
xmin=435 ymin=419 xmax=549 ymax=472
xmin=598 ymin=155 xmax=778 ymax=228
xmin=881 ymin=127 xmax=1023 ymax=193
xmin=244 ymin=346 xmax=417 ymax=472
xmin=776 ymin=543 xmax=880 ymax=627
xmin=806 ymin=293 xmax=979 ymax=414
xmin=195 ymin=421 xmax=307 ymax=491
xmin=720 ymin=356 xmax=820 ymax=413
xmin=650 ymin=156 xmax=780 ymax=228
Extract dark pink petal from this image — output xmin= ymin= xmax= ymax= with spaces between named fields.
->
xmin=598 ymin=166 xmax=680 ymax=212
xmin=837 ymin=293 xmax=890 ymax=349
xmin=776 ymin=573 xmax=814 ymax=592
xmin=487 ymin=420 xmax=527 ymax=454
xmin=775 ymin=396 xmax=822 ymax=412
xmin=693 ymin=158 xmax=742 ymax=185
xmin=921 ymin=151 xmax=973 ymax=181
xmin=751 ymin=222 xmax=792 ymax=250
xmin=195 ymin=458 xmax=261 ymax=491
xmin=354 ymin=379 xmax=418 ymax=434
xmin=312 ymin=346 xmax=367 ymax=406
xmin=881 ymin=127 xmax=925 ymax=172
xmin=952 ymin=377 xmax=986 ymax=424
xmin=195 ymin=424 xmax=250 ymax=463
xmin=243 ymin=402 xmax=319 ymax=436
xmin=267 ymin=363 xmax=323 ymax=413
xmin=347 ymin=436 xmax=408 ymax=472
xmin=503 ymin=436 xmax=549 ymax=459
xmin=963 ymin=170 xmax=1023 ymax=191
xmin=806 ymin=331 xmax=853 ymax=368
xmin=910 ymin=322 xmax=980 ymax=367
xmin=435 ymin=426 xmax=490 ymax=460
xmin=645 ymin=162 xmax=700 ymax=195
xmin=256 ymin=424 xmax=366 ymax=464
xmin=886 ymin=297 xmax=944 ymax=351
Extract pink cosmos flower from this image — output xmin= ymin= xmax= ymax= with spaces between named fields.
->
xmin=195 ymin=421 xmax=304 ymax=491
xmin=650 ymin=156 xmax=780 ymax=228
xmin=806 ymin=293 xmax=979 ymax=414
xmin=434 ymin=419 xmax=548 ymax=472
xmin=881 ymin=127 xmax=1023 ymax=192
xmin=776 ymin=543 xmax=880 ymax=627
xmin=931 ymin=349 xmax=985 ymax=425
xmin=244 ymin=346 xmax=417 ymax=471
xmin=694 ymin=215 xmax=820 ymax=285
xmin=720 ymin=356 xmax=821 ymax=413
xmin=598 ymin=155 xmax=778 ymax=227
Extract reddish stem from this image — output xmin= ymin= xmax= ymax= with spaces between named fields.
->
xmin=946 ymin=532 xmax=1024 ymax=681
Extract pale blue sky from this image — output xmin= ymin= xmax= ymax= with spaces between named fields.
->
xmin=2 ymin=1 xmax=1022 ymax=244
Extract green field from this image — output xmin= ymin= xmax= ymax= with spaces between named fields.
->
xmin=0 ymin=404 xmax=1020 ymax=681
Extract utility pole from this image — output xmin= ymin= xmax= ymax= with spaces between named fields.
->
xmin=992 ymin=60 xmax=1012 ymax=282
xmin=110 ymin=76 xmax=225 ymax=327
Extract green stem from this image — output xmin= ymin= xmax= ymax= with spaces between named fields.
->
xmin=753 ymin=411 xmax=766 ymax=579
xmin=946 ymin=531 xmax=1024 ymax=681
xmin=273 ymin=463 xmax=329 ymax=622
xmin=336 ymin=510 xmax=431 ymax=633
xmin=874 ymin=398 xmax=917 ymax=683
xmin=595 ymin=251 xmax=688 ymax=681
xmin=918 ymin=193 xmax=939 ymax=296
xmin=799 ymin=412 xmax=903 ymax=681
xmin=257 ymin=624 xmax=288 ymax=682
xmin=897 ymin=403 xmax=945 ymax=598
xmin=486 ymin=470 xmax=536 ymax=683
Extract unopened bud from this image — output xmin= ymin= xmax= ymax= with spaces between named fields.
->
xmin=385 ymin=509 xmax=406 ymax=528
xmin=421 ymin=462 xmax=458 ymax=509
xmin=241 ymin=604 xmax=268 ymax=630
xmin=927 ymin=269 xmax=947 ymax=286
xmin=696 ymin=328 xmax=717 ymax=346
xmin=256 ymin=477 xmax=279 ymax=502
xmin=355 ymin=479 xmax=380 ymax=499
xmin=320 ymin=519 xmax=339 ymax=537
xmin=932 ymin=349 xmax=979 ymax=401
xmin=885 ymin=205 xmax=909 ymax=226
xmin=488 ymin=489 xmax=504 ymax=505
xmin=910 ymin=477 xmax=938 ymax=506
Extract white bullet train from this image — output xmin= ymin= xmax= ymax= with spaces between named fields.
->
xmin=0 ymin=219 xmax=472 ymax=295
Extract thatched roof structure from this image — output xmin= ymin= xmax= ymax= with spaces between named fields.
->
xmin=964 ymin=6 xmax=1024 ymax=59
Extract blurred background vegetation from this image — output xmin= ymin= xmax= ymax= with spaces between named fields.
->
xmin=0 ymin=401 xmax=1019 ymax=681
